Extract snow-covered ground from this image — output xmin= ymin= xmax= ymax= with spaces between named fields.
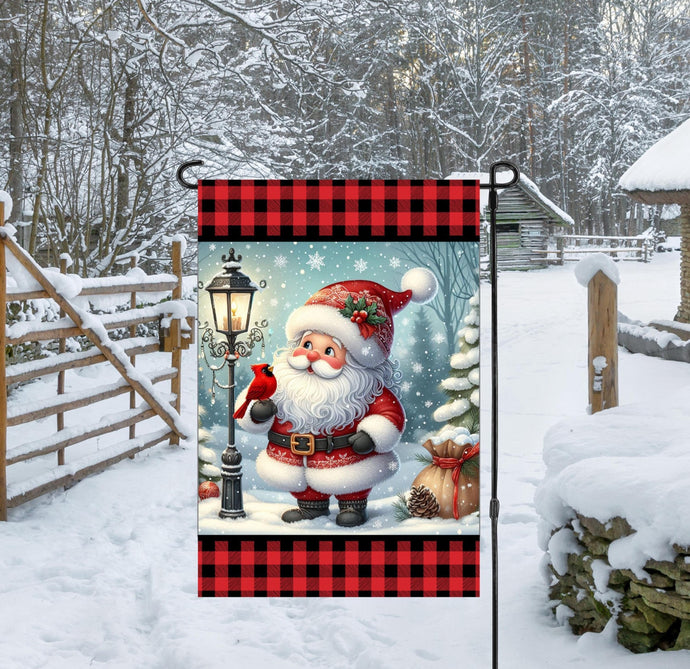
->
xmin=2 ymin=250 xmax=689 ymax=667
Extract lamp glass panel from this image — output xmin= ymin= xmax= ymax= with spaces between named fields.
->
xmin=212 ymin=292 xmax=229 ymax=332
xmin=230 ymin=292 xmax=251 ymax=332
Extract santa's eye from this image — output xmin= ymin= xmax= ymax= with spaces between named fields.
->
xmin=303 ymin=340 xmax=313 ymax=350
xmin=325 ymin=347 xmax=335 ymax=357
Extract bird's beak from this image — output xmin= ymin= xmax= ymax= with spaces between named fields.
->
xmin=267 ymin=366 xmax=274 ymax=373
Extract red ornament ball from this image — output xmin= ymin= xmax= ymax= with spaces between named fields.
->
xmin=198 ymin=481 xmax=220 ymax=500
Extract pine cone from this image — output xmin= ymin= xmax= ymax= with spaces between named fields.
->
xmin=408 ymin=485 xmax=440 ymax=519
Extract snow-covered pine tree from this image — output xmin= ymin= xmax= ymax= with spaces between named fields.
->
xmin=433 ymin=291 xmax=479 ymax=433
xmin=198 ymin=428 xmax=221 ymax=485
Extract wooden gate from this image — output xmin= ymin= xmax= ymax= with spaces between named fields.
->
xmin=1 ymin=225 xmax=192 ymax=520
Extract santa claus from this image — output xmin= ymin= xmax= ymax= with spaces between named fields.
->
xmin=235 ymin=267 xmax=438 ymax=527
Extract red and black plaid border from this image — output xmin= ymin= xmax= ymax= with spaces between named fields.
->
xmin=199 ymin=535 xmax=479 ymax=597
xmin=199 ymin=179 xmax=479 ymax=241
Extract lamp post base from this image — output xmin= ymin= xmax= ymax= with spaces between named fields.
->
xmin=219 ymin=444 xmax=246 ymax=519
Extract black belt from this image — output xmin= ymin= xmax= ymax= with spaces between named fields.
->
xmin=268 ymin=430 xmax=355 ymax=456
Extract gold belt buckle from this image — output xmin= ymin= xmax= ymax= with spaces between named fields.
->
xmin=290 ymin=433 xmax=315 ymax=456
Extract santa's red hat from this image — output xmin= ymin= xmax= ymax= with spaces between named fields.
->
xmin=285 ymin=268 xmax=438 ymax=367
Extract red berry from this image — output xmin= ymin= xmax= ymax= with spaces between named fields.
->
xmin=350 ymin=316 xmax=356 ymax=322
xmin=199 ymin=481 xmax=220 ymax=500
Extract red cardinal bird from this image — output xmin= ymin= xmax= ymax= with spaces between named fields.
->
xmin=233 ymin=364 xmax=277 ymax=419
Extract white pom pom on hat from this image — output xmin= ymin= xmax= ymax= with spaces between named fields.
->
xmin=401 ymin=267 xmax=438 ymax=304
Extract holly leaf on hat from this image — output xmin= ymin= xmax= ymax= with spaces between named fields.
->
xmin=367 ymin=313 xmax=387 ymax=325
xmin=355 ymin=296 xmax=368 ymax=311
xmin=339 ymin=295 xmax=356 ymax=318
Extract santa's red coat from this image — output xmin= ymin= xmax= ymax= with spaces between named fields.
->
xmin=236 ymin=387 xmax=405 ymax=496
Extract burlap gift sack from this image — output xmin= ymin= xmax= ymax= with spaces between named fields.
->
xmin=411 ymin=438 xmax=479 ymax=520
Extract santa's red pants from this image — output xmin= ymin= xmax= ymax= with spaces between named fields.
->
xmin=292 ymin=486 xmax=371 ymax=502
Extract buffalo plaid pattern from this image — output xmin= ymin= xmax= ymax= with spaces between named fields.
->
xmin=199 ymin=179 xmax=479 ymax=241
xmin=199 ymin=536 xmax=479 ymax=597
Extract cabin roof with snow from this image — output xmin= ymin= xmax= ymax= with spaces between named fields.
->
xmin=619 ymin=117 xmax=690 ymax=205
xmin=448 ymin=172 xmax=574 ymax=226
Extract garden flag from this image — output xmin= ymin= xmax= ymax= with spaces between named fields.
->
xmin=198 ymin=180 xmax=481 ymax=597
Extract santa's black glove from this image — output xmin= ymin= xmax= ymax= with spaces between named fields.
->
xmin=348 ymin=431 xmax=375 ymax=455
xmin=250 ymin=399 xmax=277 ymax=423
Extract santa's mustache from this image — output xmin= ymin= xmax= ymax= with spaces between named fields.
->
xmin=287 ymin=354 xmax=343 ymax=379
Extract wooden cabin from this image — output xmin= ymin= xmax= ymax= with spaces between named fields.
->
xmin=448 ymin=172 xmax=574 ymax=271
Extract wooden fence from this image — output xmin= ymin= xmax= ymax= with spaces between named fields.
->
xmin=1 ymin=218 xmax=192 ymax=520
xmin=535 ymin=234 xmax=652 ymax=264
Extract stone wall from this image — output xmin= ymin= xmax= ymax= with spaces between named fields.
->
xmin=548 ymin=514 xmax=690 ymax=653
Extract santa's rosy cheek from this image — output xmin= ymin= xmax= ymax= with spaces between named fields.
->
xmin=293 ymin=347 xmax=308 ymax=357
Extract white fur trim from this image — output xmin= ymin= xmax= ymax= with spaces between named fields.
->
xmin=401 ymin=267 xmax=438 ymax=304
xmin=234 ymin=388 xmax=272 ymax=434
xmin=306 ymin=451 xmax=400 ymax=495
xmin=358 ymin=414 xmax=402 ymax=453
xmin=256 ymin=450 xmax=307 ymax=492
xmin=285 ymin=303 xmax=385 ymax=367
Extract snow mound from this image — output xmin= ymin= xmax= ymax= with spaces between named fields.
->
xmin=0 ymin=190 xmax=13 ymax=220
xmin=536 ymin=385 xmax=690 ymax=573
xmin=574 ymin=253 xmax=620 ymax=287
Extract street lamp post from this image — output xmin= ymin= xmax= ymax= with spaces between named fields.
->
xmin=203 ymin=248 xmax=267 ymax=519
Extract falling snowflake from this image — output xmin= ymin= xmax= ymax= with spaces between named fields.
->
xmin=307 ymin=251 xmax=325 ymax=271
xmin=388 ymin=460 xmax=399 ymax=471
xmin=274 ymin=254 xmax=287 ymax=268
xmin=432 ymin=332 xmax=446 ymax=344
xmin=372 ymin=518 xmax=384 ymax=529
xmin=424 ymin=400 xmax=434 ymax=408
xmin=401 ymin=381 xmax=412 ymax=393
xmin=240 ymin=435 xmax=249 ymax=444
xmin=353 ymin=258 xmax=368 ymax=273
xmin=389 ymin=256 xmax=401 ymax=269
xmin=209 ymin=243 xmax=216 ymax=252
xmin=411 ymin=362 xmax=424 ymax=374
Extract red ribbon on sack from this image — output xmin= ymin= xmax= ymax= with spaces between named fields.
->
xmin=432 ymin=442 xmax=480 ymax=520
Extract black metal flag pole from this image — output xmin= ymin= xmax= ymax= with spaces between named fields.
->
xmin=480 ymin=161 xmax=520 ymax=669
xmin=179 ymin=159 xmax=520 ymax=668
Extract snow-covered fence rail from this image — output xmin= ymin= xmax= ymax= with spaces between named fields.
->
xmin=535 ymin=234 xmax=652 ymax=265
xmin=0 ymin=228 xmax=193 ymax=521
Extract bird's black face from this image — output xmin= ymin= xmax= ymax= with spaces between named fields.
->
xmin=263 ymin=365 xmax=274 ymax=377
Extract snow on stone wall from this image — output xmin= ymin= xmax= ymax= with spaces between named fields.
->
xmin=536 ymin=387 xmax=690 ymax=652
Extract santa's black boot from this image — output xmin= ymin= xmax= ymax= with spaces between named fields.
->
xmin=281 ymin=498 xmax=330 ymax=523
xmin=336 ymin=499 xmax=368 ymax=527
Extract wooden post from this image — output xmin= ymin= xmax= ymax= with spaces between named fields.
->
xmin=588 ymin=270 xmax=618 ymax=414
xmin=57 ymin=256 xmax=67 ymax=465
xmin=170 ymin=240 xmax=182 ymax=446
xmin=676 ymin=205 xmax=690 ymax=323
xmin=129 ymin=256 xmax=137 ymax=444
xmin=556 ymin=236 xmax=565 ymax=265
xmin=1 ymin=202 xmax=7 ymax=521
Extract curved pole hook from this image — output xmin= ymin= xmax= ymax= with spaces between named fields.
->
xmin=489 ymin=160 xmax=520 ymax=189
xmin=176 ymin=160 xmax=204 ymax=190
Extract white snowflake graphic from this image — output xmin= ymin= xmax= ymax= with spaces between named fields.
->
xmin=372 ymin=518 xmax=384 ymax=529
xmin=389 ymin=256 xmax=401 ymax=269
xmin=307 ymin=251 xmax=325 ymax=271
xmin=411 ymin=362 xmax=424 ymax=374
xmin=388 ymin=460 xmax=399 ymax=471
xmin=274 ymin=254 xmax=287 ymax=268
xmin=209 ymin=243 xmax=216 ymax=252
xmin=240 ymin=435 xmax=249 ymax=444
xmin=353 ymin=258 xmax=368 ymax=273
xmin=401 ymin=381 xmax=412 ymax=393
xmin=424 ymin=400 xmax=434 ymax=408
xmin=432 ymin=332 xmax=446 ymax=344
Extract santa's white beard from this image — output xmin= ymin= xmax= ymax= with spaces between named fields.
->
xmin=271 ymin=348 xmax=387 ymax=434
